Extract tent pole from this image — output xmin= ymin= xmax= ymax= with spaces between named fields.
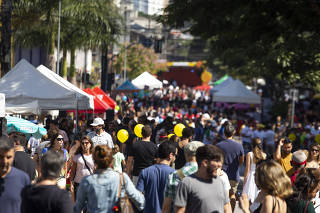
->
xmin=75 ymin=96 xmax=79 ymax=137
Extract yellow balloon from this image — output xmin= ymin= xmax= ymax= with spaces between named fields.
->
xmin=174 ymin=123 xmax=185 ymax=137
xmin=168 ymin=134 xmax=175 ymax=139
xmin=201 ymin=70 xmax=212 ymax=83
xmin=316 ymin=134 xmax=320 ymax=144
xmin=134 ymin=124 xmax=144 ymax=138
xmin=288 ymin=133 xmax=296 ymax=142
xmin=240 ymin=124 xmax=245 ymax=134
xmin=117 ymin=129 xmax=129 ymax=143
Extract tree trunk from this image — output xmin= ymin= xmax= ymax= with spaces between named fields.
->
xmin=100 ymin=43 xmax=108 ymax=92
xmin=0 ymin=0 xmax=13 ymax=77
xmin=46 ymin=30 xmax=56 ymax=72
xmin=69 ymin=48 xmax=76 ymax=84
xmin=62 ymin=49 xmax=67 ymax=79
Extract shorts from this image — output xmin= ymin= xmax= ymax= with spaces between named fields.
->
xmin=229 ymin=180 xmax=239 ymax=195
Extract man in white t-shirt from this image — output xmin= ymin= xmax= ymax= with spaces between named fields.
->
xmin=175 ymin=145 xmax=232 ymax=213
xmin=241 ymin=123 xmax=253 ymax=153
xmin=253 ymin=125 xmax=265 ymax=142
xmin=263 ymin=125 xmax=275 ymax=156
xmin=27 ymin=135 xmax=41 ymax=157
xmin=87 ymin=118 xmax=113 ymax=148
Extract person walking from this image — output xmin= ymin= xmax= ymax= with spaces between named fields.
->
xmin=216 ymin=123 xmax=245 ymax=211
xmin=290 ymin=150 xmax=307 ymax=184
xmin=274 ymin=138 xmax=294 ymax=176
xmin=21 ymin=151 xmax=73 ymax=213
xmin=241 ymin=121 xmax=253 ymax=153
xmin=112 ymin=144 xmax=126 ymax=173
xmin=174 ymin=145 xmax=232 ymax=213
xmin=263 ymin=125 xmax=276 ymax=156
xmin=42 ymin=133 xmax=69 ymax=189
xmin=0 ymin=136 xmax=30 ymax=213
xmin=240 ymin=160 xmax=293 ymax=213
xmin=174 ymin=127 xmax=194 ymax=169
xmin=242 ymin=137 xmax=266 ymax=204
xmin=136 ymin=141 xmax=176 ymax=213
xmin=287 ymin=168 xmax=320 ymax=213
xmin=126 ymin=125 xmax=158 ymax=185
xmin=70 ymin=136 xmax=94 ymax=201
xmin=306 ymin=143 xmax=320 ymax=169
xmin=162 ymin=141 xmax=204 ymax=213
xmin=12 ymin=135 xmax=36 ymax=182
xmin=88 ymin=117 xmax=113 ymax=148
xmin=74 ymin=145 xmax=145 ymax=213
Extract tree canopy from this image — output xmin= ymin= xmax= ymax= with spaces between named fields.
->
xmin=114 ymin=44 xmax=159 ymax=79
xmin=12 ymin=0 xmax=122 ymax=78
xmin=162 ymin=0 xmax=320 ymax=86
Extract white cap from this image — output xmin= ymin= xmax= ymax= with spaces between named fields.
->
xmin=202 ymin=113 xmax=210 ymax=120
xmin=91 ymin=117 xmax=104 ymax=126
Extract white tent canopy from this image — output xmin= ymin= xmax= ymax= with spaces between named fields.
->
xmin=0 ymin=59 xmax=94 ymax=110
xmin=0 ymin=93 xmax=5 ymax=117
xmin=132 ymin=72 xmax=163 ymax=89
xmin=6 ymin=101 xmax=41 ymax=115
xmin=212 ymin=80 xmax=261 ymax=104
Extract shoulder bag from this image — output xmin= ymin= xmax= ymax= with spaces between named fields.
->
xmin=113 ymin=173 xmax=135 ymax=213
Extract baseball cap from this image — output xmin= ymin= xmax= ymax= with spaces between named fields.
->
xmin=91 ymin=118 xmax=104 ymax=126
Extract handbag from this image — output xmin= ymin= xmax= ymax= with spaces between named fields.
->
xmin=113 ymin=173 xmax=135 ymax=213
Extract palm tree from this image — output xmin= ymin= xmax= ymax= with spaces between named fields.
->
xmin=0 ymin=0 xmax=14 ymax=76
xmin=12 ymin=0 xmax=60 ymax=71
xmin=12 ymin=0 xmax=122 ymax=86
xmin=60 ymin=0 xmax=122 ymax=84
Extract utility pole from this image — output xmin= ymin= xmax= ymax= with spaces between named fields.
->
xmin=290 ymin=89 xmax=298 ymax=128
xmin=122 ymin=0 xmax=132 ymax=82
xmin=84 ymin=49 xmax=87 ymax=88
xmin=123 ymin=3 xmax=128 ymax=82
xmin=56 ymin=0 xmax=61 ymax=74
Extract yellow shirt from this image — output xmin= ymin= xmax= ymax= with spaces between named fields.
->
xmin=280 ymin=153 xmax=293 ymax=177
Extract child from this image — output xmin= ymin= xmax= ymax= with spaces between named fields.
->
xmin=112 ymin=144 xmax=126 ymax=172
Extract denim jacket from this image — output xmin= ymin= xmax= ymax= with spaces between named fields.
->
xmin=74 ymin=168 xmax=145 ymax=213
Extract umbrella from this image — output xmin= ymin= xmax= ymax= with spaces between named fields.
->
xmin=6 ymin=116 xmax=47 ymax=138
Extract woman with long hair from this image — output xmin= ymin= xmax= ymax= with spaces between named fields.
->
xmin=240 ymin=160 xmax=293 ymax=213
xmin=41 ymin=133 xmax=69 ymax=189
xmin=242 ymin=137 xmax=267 ymax=203
xmin=306 ymin=143 xmax=320 ymax=169
xmin=70 ymin=136 xmax=95 ymax=201
xmin=74 ymin=145 xmax=145 ymax=213
xmin=287 ymin=168 xmax=320 ymax=213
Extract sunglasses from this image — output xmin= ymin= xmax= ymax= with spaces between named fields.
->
xmin=56 ymin=138 xmax=64 ymax=141
xmin=311 ymin=149 xmax=319 ymax=152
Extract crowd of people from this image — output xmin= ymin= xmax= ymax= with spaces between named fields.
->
xmin=1 ymin=86 xmax=320 ymax=213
